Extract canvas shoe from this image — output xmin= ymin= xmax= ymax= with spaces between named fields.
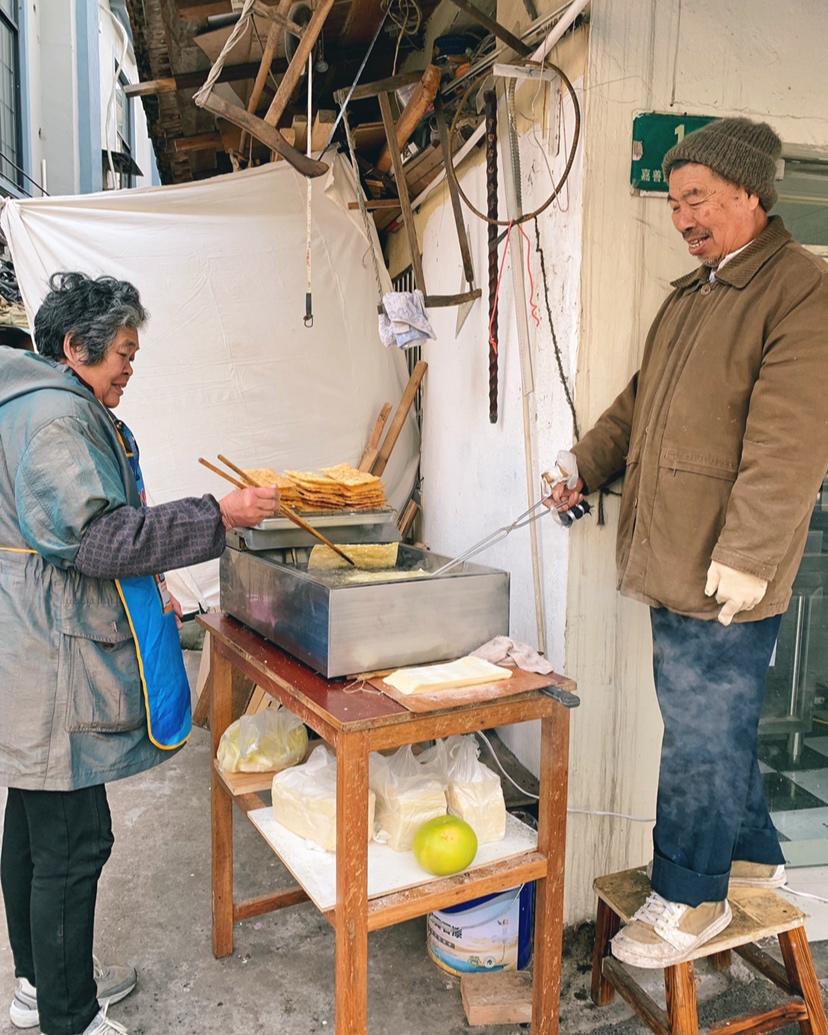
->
xmin=611 ymin=891 xmax=732 ymax=968
xmin=728 ymin=861 xmax=786 ymax=888
xmin=644 ymin=859 xmax=787 ymax=890
xmin=9 ymin=958 xmax=136 ymax=1029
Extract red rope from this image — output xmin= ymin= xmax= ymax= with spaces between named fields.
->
xmin=487 ymin=220 xmax=541 ymax=358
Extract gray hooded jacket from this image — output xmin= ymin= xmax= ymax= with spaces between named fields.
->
xmin=0 ymin=348 xmax=223 ymax=789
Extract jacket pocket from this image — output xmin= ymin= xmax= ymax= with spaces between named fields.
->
xmin=659 ymin=446 xmax=739 ymax=481
xmin=62 ymin=630 xmax=145 ymax=733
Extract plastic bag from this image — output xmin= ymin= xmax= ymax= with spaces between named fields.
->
xmin=421 ymin=736 xmax=506 ymax=844
xmin=369 ymin=745 xmax=447 ymax=851
xmin=216 ymin=704 xmax=308 ymax=774
xmin=271 ymin=744 xmax=375 ymax=852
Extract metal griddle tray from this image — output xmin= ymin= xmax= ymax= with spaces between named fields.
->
xmin=236 ymin=508 xmax=400 ymax=551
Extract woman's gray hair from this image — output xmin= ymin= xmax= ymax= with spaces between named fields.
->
xmin=33 ymin=272 xmax=148 ymax=364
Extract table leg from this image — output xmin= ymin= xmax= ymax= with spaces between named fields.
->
xmin=335 ymin=732 xmax=370 ymax=1035
xmin=532 ymin=707 xmax=570 ymax=1035
xmin=210 ymin=644 xmax=234 ymax=958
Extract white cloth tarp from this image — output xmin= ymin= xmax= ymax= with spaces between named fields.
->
xmin=1 ymin=157 xmax=416 ymax=610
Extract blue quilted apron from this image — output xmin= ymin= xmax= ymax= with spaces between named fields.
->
xmin=112 ymin=419 xmax=191 ymax=750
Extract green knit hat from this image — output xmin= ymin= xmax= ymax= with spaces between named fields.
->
xmin=663 ymin=116 xmax=782 ymax=211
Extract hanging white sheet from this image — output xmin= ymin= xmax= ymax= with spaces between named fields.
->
xmin=1 ymin=157 xmax=415 ymax=610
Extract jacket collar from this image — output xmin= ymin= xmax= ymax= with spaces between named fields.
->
xmin=670 ymin=216 xmax=792 ymax=291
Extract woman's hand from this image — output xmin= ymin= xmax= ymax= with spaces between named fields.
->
xmin=219 ymin=487 xmax=281 ymax=529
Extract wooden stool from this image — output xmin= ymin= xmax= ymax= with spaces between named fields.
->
xmin=591 ymin=866 xmax=828 ymax=1035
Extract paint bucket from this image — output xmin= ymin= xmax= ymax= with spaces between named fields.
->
xmin=426 ymin=883 xmax=535 ymax=975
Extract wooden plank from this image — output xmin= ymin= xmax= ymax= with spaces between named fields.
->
xmin=370 ymin=666 xmax=574 ymax=714
xmin=176 ymin=0 xmax=232 ymax=18
xmin=213 ymin=759 xmax=278 ymax=797
xmin=371 ymin=358 xmax=427 ymax=477
xmin=125 ymin=61 xmax=288 ymax=98
xmin=445 ymin=0 xmax=532 ymax=56
xmin=365 ymin=853 xmax=547 ymax=931
xmin=733 ymin=943 xmax=794 ymax=995
xmin=233 ymin=886 xmax=309 ymax=921
xmin=173 ymin=132 xmax=223 ymax=153
xmin=262 ymin=0 xmax=335 ymax=128
xmin=778 ymin=927 xmax=828 ymax=1035
xmin=397 ymin=499 xmax=418 ymax=537
xmin=664 ymin=962 xmax=699 ymax=1035
xmin=358 ymin=403 xmax=391 ymax=471
xmin=376 ymin=65 xmax=441 ymax=174
xmin=708 ymin=949 xmax=732 ymax=972
xmin=192 ymin=631 xmax=213 ymax=727
xmin=238 ymin=19 xmax=281 ymax=152
xmin=437 ymin=111 xmax=475 ymax=285
xmin=125 ymin=77 xmax=177 ymax=98
xmin=531 ymin=708 xmax=569 ymax=1035
xmin=602 ymin=958 xmax=670 ymax=1035
xmin=378 ymin=91 xmax=426 ymax=296
xmin=336 ymin=70 xmax=422 ymax=104
xmin=210 ymin=642 xmax=235 ymax=958
xmin=340 ymin=0 xmax=384 ymax=45
xmin=335 ymin=732 xmax=370 ymax=1035
xmin=461 ymin=971 xmax=532 ymax=1026
xmin=706 ymin=1001 xmax=808 ymax=1035
xmin=347 ymin=199 xmax=402 ymax=210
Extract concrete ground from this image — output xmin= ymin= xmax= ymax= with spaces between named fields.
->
xmin=2 ymin=668 xmax=828 ymax=1033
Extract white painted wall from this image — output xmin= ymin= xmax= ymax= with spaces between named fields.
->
xmin=387 ymin=30 xmax=587 ymax=778
xmin=565 ymin=0 xmax=828 ymax=921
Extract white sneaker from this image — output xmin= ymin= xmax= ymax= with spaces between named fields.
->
xmin=80 ymin=1003 xmax=129 ymax=1034
xmin=8 ymin=958 xmax=136 ymax=1029
xmin=645 ymin=859 xmax=787 ymax=890
xmin=611 ymin=891 xmax=732 ymax=968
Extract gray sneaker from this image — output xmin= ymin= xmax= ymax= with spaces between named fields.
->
xmin=8 ymin=958 xmax=136 ymax=1029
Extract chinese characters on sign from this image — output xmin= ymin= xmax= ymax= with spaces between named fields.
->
xmin=631 ymin=113 xmax=717 ymax=193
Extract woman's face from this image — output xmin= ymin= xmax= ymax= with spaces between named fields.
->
xmin=63 ymin=326 xmax=140 ymax=409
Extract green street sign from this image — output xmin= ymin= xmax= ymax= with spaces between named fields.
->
xmin=631 ymin=112 xmax=717 ymax=193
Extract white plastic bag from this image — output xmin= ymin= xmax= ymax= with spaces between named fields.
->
xmin=421 ymin=736 xmax=506 ymax=844
xmin=271 ymin=744 xmax=376 ymax=852
xmin=369 ymin=745 xmax=447 ymax=851
xmin=216 ymin=705 xmax=308 ymax=774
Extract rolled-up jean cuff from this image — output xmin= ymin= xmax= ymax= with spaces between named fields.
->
xmin=651 ymin=852 xmax=729 ymax=907
xmin=733 ymin=831 xmax=785 ymax=867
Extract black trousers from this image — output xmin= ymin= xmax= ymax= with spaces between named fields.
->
xmin=1 ymin=785 xmax=113 ymax=1035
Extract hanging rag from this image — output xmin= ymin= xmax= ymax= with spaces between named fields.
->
xmin=378 ymin=289 xmax=436 ymax=349
xmin=471 ymin=635 xmax=554 ymax=675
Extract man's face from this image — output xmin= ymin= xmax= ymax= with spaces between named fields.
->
xmin=667 ymin=163 xmax=763 ymax=266
xmin=64 ymin=326 xmax=140 ymax=409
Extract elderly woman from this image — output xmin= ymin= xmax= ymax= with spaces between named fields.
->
xmin=0 ymin=273 xmax=279 ymax=1035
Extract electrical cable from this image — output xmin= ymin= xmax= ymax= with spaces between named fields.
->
xmin=445 ymin=59 xmax=580 ymax=228
xmin=477 ymin=730 xmax=656 ymax=823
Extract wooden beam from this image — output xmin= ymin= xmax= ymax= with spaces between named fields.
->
xmin=376 ymin=65 xmax=440 ymax=175
xmin=347 ymin=199 xmax=401 ymax=210
xmin=238 ymin=19 xmax=281 ymax=152
xmin=125 ymin=60 xmax=288 ymax=98
xmin=335 ymin=70 xmax=422 ymax=105
xmin=262 ymin=0 xmax=335 ymax=128
xmin=176 ymin=0 xmax=232 ymax=19
xmin=445 ymin=0 xmax=532 ymax=56
xmin=173 ymin=132 xmax=223 ymax=153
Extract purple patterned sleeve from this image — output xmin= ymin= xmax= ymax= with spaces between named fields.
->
xmin=74 ymin=495 xmax=226 ymax=578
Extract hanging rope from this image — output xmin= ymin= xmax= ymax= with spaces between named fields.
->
xmin=304 ymin=52 xmax=314 ymax=328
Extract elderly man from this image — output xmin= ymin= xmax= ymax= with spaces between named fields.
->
xmin=552 ymin=117 xmax=828 ymax=966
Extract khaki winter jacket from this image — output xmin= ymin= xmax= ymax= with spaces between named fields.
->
xmin=572 ymin=217 xmax=828 ymax=621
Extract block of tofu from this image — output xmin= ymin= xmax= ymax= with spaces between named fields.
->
xmin=271 ymin=745 xmax=375 ymax=852
xmin=385 ymin=656 xmax=513 ymax=696
xmin=307 ymin=542 xmax=399 ymax=571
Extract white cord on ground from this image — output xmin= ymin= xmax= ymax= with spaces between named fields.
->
xmin=782 ymin=884 xmax=828 ymax=906
xmin=477 ymin=730 xmax=656 ymax=823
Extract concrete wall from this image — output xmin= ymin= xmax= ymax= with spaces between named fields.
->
xmin=564 ymin=0 xmax=828 ymax=921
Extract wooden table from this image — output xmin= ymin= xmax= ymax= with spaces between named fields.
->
xmin=202 ymin=614 xmax=575 ymax=1034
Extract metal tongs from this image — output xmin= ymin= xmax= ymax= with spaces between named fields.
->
xmin=431 ymin=478 xmax=591 ymax=578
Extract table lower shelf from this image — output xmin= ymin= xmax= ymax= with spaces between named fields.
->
xmin=247 ymin=806 xmax=539 ymax=916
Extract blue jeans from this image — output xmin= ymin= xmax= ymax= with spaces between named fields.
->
xmin=649 ymin=608 xmax=785 ymax=907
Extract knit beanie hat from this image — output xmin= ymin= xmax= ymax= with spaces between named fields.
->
xmin=663 ymin=117 xmax=782 ymax=210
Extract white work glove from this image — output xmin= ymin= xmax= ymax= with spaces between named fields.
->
xmin=219 ymin=487 xmax=281 ymax=529
xmin=553 ymin=450 xmax=580 ymax=489
xmin=704 ymin=561 xmax=768 ymax=627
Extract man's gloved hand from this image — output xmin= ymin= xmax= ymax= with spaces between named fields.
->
xmin=705 ymin=561 xmax=768 ymax=627
xmin=543 ymin=450 xmax=585 ymax=512
xmin=219 ymin=487 xmax=281 ymax=529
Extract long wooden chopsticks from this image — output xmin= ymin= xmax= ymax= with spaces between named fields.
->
xmin=202 ymin=454 xmax=357 ymax=567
